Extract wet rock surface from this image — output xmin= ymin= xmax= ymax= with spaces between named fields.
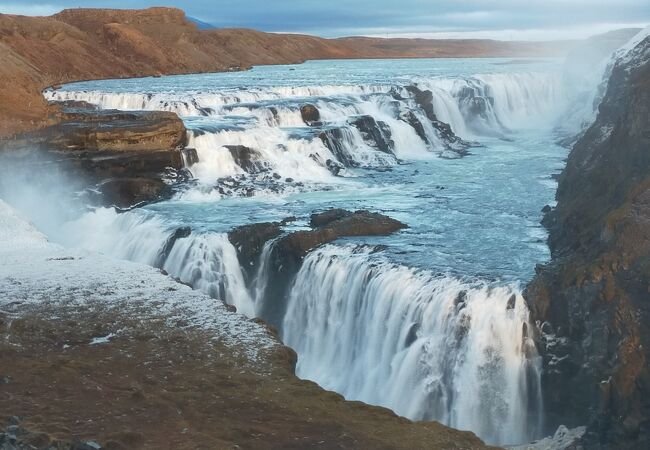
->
xmin=404 ymin=85 xmax=475 ymax=155
xmin=228 ymin=222 xmax=283 ymax=278
xmin=256 ymin=209 xmax=407 ymax=327
xmin=524 ymin=35 xmax=650 ymax=449
xmin=92 ymin=177 xmax=172 ymax=209
xmin=300 ymin=103 xmax=321 ymax=126
xmin=279 ymin=209 xmax=407 ymax=263
xmin=348 ymin=115 xmax=395 ymax=154
xmin=0 ymin=103 xmax=188 ymax=209
xmin=224 ymin=145 xmax=270 ymax=174
xmin=318 ymin=126 xmax=361 ymax=167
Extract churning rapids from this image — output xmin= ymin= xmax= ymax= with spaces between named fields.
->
xmin=24 ymin=58 xmax=596 ymax=445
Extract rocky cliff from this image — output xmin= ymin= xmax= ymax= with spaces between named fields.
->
xmin=525 ymin=32 xmax=650 ymax=448
xmin=0 ymin=7 xmax=573 ymax=138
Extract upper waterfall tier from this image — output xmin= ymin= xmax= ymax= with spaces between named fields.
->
xmin=45 ymin=59 xmax=569 ymax=199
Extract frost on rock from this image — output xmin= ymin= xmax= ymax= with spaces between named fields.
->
xmin=613 ymin=25 xmax=650 ymax=69
xmin=509 ymin=425 xmax=587 ymax=450
xmin=0 ymin=199 xmax=280 ymax=372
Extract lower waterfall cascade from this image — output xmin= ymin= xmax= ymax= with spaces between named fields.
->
xmin=283 ymin=246 xmax=542 ymax=445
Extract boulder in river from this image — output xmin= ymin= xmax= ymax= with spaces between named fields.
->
xmin=300 ymin=104 xmax=321 ymax=126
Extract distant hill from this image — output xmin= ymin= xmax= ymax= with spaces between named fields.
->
xmin=0 ymin=6 xmax=591 ymax=138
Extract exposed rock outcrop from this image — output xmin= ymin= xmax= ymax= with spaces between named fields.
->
xmin=300 ymin=104 xmax=321 ymax=126
xmin=228 ymin=222 xmax=282 ymax=278
xmin=257 ymin=209 xmax=407 ymax=327
xmin=1 ymin=108 xmax=186 ymax=153
xmin=0 ymin=104 xmax=188 ymax=208
xmin=524 ymin=33 xmax=650 ymax=449
xmin=348 ymin=115 xmax=395 ymax=153
xmin=278 ymin=209 xmax=406 ymax=262
xmin=404 ymin=85 xmax=474 ymax=154
xmin=224 ymin=145 xmax=270 ymax=174
xmin=318 ymin=127 xmax=360 ymax=167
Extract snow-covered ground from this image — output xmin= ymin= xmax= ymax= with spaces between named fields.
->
xmin=0 ymin=199 xmax=279 ymax=371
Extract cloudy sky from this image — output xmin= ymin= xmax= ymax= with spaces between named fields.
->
xmin=1 ymin=1 xmax=648 ymax=40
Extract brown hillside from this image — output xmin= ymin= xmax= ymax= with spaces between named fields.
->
xmin=0 ymin=7 xmax=575 ymax=138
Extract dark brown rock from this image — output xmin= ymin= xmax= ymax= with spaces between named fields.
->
xmin=348 ymin=115 xmax=394 ymax=154
xmin=281 ymin=209 xmax=407 ymax=260
xmin=1 ymin=107 xmax=186 ymax=154
xmin=224 ymin=145 xmax=270 ymax=174
xmin=0 ymin=105 xmax=189 ymax=208
xmin=524 ymin=35 xmax=650 ymax=449
xmin=227 ymin=222 xmax=283 ymax=278
xmin=258 ymin=209 xmax=407 ymax=327
xmin=300 ymin=104 xmax=321 ymax=126
xmin=318 ymin=127 xmax=360 ymax=168
xmin=309 ymin=208 xmax=352 ymax=227
xmin=405 ymin=85 xmax=473 ymax=153
xmin=96 ymin=177 xmax=172 ymax=209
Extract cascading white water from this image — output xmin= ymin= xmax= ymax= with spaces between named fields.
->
xmin=282 ymin=245 xmax=542 ymax=446
xmin=419 ymin=72 xmax=565 ymax=135
xmin=46 ymin=70 xmax=566 ymax=188
xmin=163 ymin=233 xmax=255 ymax=317
xmin=60 ymin=210 xmax=544 ymax=445
xmin=59 ymin=208 xmax=256 ymax=317
xmin=187 ymin=128 xmax=339 ymax=184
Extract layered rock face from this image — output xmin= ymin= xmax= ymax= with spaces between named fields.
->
xmin=0 ymin=103 xmax=190 ymax=208
xmin=525 ymin=35 xmax=650 ymax=448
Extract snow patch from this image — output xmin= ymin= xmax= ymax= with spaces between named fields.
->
xmin=0 ymin=199 xmax=279 ymax=370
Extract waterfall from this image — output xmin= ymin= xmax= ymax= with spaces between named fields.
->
xmin=56 ymin=206 xmax=544 ymax=445
xmin=45 ymin=70 xmax=566 ymax=192
xmin=59 ymin=208 xmax=255 ymax=317
xmin=418 ymin=72 xmax=565 ymax=135
xmin=282 ymin=245 xmax=542 ymax=446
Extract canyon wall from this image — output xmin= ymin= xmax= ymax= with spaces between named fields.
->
xmin=525 ymin=33 xmax=650 ymax=448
